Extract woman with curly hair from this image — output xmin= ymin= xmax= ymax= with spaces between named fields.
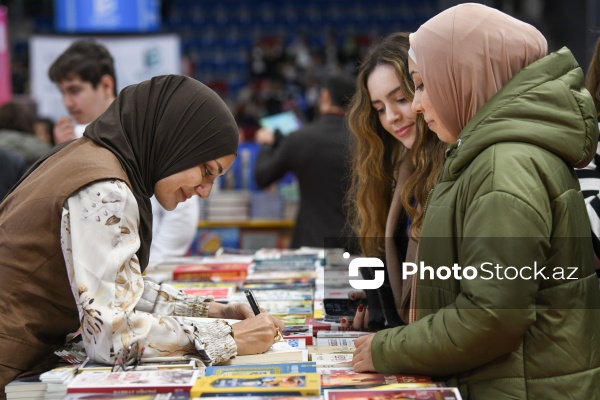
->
xmin=345 ymin=32 xmax=446 ymax=329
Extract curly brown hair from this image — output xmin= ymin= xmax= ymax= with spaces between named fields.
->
xmin=346 ymin=32 xmax=446 ymax=256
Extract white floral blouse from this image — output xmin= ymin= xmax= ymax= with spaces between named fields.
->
xmin=60 ymin=179 xmax=236 ymax=366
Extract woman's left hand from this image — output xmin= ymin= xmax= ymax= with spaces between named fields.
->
xmin=352 ymin=333 xmax=377 ymax=372
xmin=208 ymin=301 xmax=255 ymax=320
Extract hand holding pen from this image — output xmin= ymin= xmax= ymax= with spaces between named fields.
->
xmin=244 ymin=289 xmax=262 ymax=315
xmin=244 ymin=289 xmax=282 ymax=342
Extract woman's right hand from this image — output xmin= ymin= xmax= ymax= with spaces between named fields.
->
xmin=341 ymin=291 xmax=369 ymax=331
xmin=231 ymin=312 xmax=284 ymax=355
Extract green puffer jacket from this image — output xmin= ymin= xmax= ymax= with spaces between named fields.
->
xmin=371 ymin=47 xmax=600 ymax=399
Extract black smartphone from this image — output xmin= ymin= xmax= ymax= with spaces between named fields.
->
xmin=323 ymin=298 xmax=368 ymax=316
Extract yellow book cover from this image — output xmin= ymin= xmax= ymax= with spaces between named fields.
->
xmin=190 ymin=372 xmax=320 ymax=397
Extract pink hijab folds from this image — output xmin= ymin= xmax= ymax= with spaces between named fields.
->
xmin=409 ymin=3 xmax=547 ymax=138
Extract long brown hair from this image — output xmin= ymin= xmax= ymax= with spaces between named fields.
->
xmin=346 ymin=32 xmax=445 ymax=256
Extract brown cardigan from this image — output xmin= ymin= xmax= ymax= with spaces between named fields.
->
xmin=0 ymin=138 xmax=131 ymax=388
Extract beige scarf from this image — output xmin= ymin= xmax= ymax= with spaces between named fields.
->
xmin=385 ymin=155 xmax=417 ymax=324
xmin=409 ymin=3 xmax=547 ymax=138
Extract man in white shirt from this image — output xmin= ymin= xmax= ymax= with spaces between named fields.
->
xmin=48 ymin=39 xmax=200 ymax=264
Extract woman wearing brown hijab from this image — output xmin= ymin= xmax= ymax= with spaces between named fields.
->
xmin=0 ymin=75 xmax=284 ymax=395
xmin=353 ymin=4 xmax=600 ymax=399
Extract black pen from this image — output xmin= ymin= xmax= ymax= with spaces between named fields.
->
xmin=244 ymin=289 xmax=261 ymax=315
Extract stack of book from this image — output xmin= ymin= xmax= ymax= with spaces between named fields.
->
xmin=168 ymin=282 xmax=237 ymax=303
xmin=5 ymin=247 xmax=466 ymax=399
xmin=172 ymin=261 xmax=251 ymax=283
xmin=5 ymin=373 xmax=45 ymax=400
xmin=205 ymin=190 xmax=251 ymax=221
xmin=282 ymin=325 xmax=314 ymax=347
xmin=315 ymin=330 xmax=371 ymax=347
xmin=40 ymin=365 xmax=76 ymax=399
xmin=153 ymin=255 xmax=254 ymax=284
xmin=250 ymin=191 xmax=283 ymax=220
xmin=253 ymin=248 xmax=322 ymax=271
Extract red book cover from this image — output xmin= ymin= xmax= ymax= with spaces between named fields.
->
xmin=172 ymin=263 xmax=249 ymax=282
xmin=180 ymin=287 xmax=234 ymax=301
xmin=305 ymin=318 xmax=341 ymax=332
xmin=66 ymin=370 xmax=199 ymax=394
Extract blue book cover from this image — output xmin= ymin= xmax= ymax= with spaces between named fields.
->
xmin=205 ymin=362 xmax=316 ymax=376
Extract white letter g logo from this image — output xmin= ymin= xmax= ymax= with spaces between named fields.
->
xmin=349 ymin=257 xmax=385 ymax=290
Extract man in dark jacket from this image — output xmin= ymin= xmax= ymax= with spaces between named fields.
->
xmin=254 ymin=74 xmax=356 ymax=248
xmin=0 ymin=148 xmax=27 ymax=201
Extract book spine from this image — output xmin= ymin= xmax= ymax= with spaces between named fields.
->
xmin=205 ymin=362 xmax=317 ymax=376
xmin=192 ymin=390 xmax=318 ymax=397
xmin=315 ymin=337 xmax=357 ymax=346
xmin=67 ymin=387 xmax=189 ymax=394
xmin=173 ymin=270 xmax=246 ymax=281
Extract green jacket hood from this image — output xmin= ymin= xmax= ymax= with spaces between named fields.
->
xmin=443 ymin=47 xmax=598 ymax=182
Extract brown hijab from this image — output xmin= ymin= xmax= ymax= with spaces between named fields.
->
xmin=20 ymin=75 xmax=239 ymax=269
xmin=409 ymin=3 xmax=547 ymax=138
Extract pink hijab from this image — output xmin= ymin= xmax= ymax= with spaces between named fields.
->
xmin=409 ymin=3 xmax=547 ymax=138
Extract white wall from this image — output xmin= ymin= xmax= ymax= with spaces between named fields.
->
xmin=30 ymin=34 xmax=181 ymax=120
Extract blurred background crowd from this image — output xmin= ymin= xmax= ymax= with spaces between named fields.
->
xmin=0 ymin=0 xmax=599 ymax=251
xmin=1 ymin=0 xmax=598 ymax=141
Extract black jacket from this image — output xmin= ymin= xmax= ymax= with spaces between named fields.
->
xmin=255 ymin=114 xmax=351 ymax=248
xmin=0 ymin=148 xmax=27 ymax=201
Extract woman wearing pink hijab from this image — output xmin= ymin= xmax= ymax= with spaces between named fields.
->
xmin=352 ymin=4 xmax=600 ymax=399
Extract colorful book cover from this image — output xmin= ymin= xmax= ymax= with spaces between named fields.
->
xmin=321 ymin=373 xmax=433 ymax=390
xmin=205 ymin=361 xmax=317 ymax=376
xmin=172 ymin=262 xmax=249 ymax=282
xmin=282 ymin=325 xmax=314 ymax=342
xmin=194 ymin=397 xmax=318 ymax=400
xmin=191 ymin=373 xmax=321 ymax=397
xmin=324 ymin=387 xmax=463 ymax=399
xmin=66 ymin=370 xmax=199 ymax=394
xmin=178 ymin=287 xmax=233 ymax=301
xmin=373 ymin=382 xmax=448 ymax=390
xmin=168 ymin=282 xmax=237 ymax=302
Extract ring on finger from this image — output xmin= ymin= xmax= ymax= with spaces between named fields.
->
xmin=273 ymin=327 xmax=282 ymax=343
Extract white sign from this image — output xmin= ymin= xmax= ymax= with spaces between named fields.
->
xmin=348 ymin=257 xmax=385 ymax=290
xmin=30 ymin=34 xmax=181 ymax=120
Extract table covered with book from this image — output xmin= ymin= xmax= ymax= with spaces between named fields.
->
xmin=6 ymin=247 xmax=461 ymax=400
